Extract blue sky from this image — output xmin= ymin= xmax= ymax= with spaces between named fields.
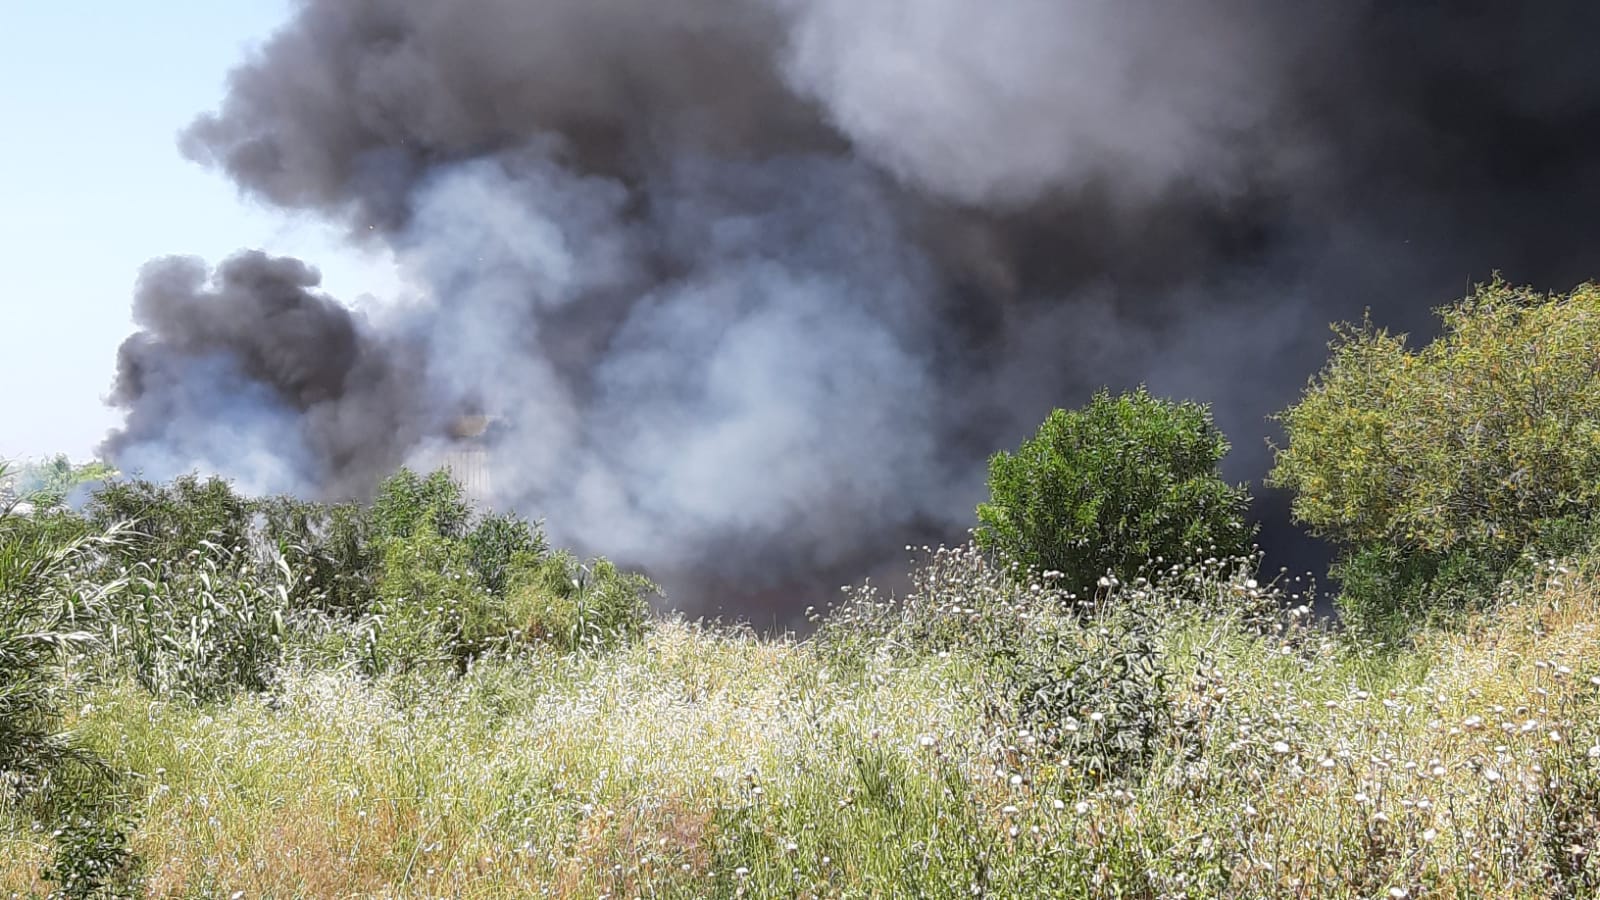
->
xmin=0 ymin=2 xmax=399 ymax=461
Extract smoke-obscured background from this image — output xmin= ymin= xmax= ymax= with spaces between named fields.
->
xmin=98 ymin=0 xmax=1600 ymax=619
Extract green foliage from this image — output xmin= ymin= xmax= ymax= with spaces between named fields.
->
xmin=821 ymin=541 xmax=1303 ymax=784
xmin=371 ymin=526 xmax=500 ymax=673
xmin=0 ymin=471 xmax=122 ymax=799
xmin=976 ymin=388 xmax=1254 ymax=595
xmin=1537 ymin=725 xmax=1600 ymax=896
xmin=1009 ymin=611 xmax=1171 ymax=780
xmin=465 ymin=512 xmax=547 ymax=598
xmin=3 ymin=461 xmax=645 ymax=707
xmin=256 ymin=497 xmax=380 ymax=616
xmin=1328 ymin=542 xmax=1494 ymax=643
xmin=826 ymin=546 xmax=1208 ymax=781
xmin=110 ymin=543 xmax=294 ymax=703
xmin=1331 ymin=515 xmax=1600 ymax=645
xmin=86 ymin=474 xmax=253 ymax=566
xmin=3 ymin=456 xmax=116 ymax=512
xmin=370 ymin=534 xmax=653 ymax=674
xmin=504 ymin=551 xmax=655 ymax=653
xmin=1271 ymin=279 xmax=1600 ymax=634
xmin=371 ymin=468 xmax=471 ymax=542
xmin=42 ymin=812 xmax=142 ymax=900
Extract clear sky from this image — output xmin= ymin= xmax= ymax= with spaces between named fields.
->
xmin=0 ymin=2 xmax=399 ymax=462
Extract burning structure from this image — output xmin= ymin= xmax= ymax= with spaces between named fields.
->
xmin=102 ymin=1 xmax=1600 ymax=616
xmin=443 ymin=415 xmax=496 ymax=507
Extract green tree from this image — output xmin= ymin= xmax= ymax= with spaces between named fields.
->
xmin=504 ymin=552 xmax=655 ymax=653
xmin=1269 ymin=279 xmax=1600 ymax=636
xmin=976 ymin=388 xmax=1254 ymax=594
xmin=370 ymin=468 xmax=471 ymax=542
xmin=86 ymin=473 xmax=253 ymax=565
xmin=256 ymin=496 xmax=381 ymax=616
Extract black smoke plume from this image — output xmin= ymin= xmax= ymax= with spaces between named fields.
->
xmin=106 ymin=0 xmax=1600 ymax=615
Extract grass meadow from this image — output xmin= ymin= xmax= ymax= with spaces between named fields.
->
xmin=4 ymin=540 xmax=1599 ymax=898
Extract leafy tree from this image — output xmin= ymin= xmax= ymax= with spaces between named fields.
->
xmin=256 ymin=497 xmax=381 ymax=616
xmin=1269 ymin=279 xmax=1600 ymax=636
xmin=112 ymin=544 xmax=295 ymax=702
xmin=371 ymin=525 xmax=496 ymax=673
xmin=465 ymin=512 xmax=548 ymax=598
xmin=504 ymin=552 xmax=655 ymax=653
xmin=373 ymin=534 xmax=654 ymax=671
xmin=976 ymin=388 xmax=1254 ymax=594
xmin=86 ymin=474 xmax=253 ymax=565
xmin=363 ymin=469 xmax=645 ymax=668
xmin=370 ymin=468 xmax=471 ymax=542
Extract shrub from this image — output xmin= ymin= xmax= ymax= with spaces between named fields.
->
xmin=256 ymin=497 xmax=381 ymax=616
xmin=371 ymin=535 xmax=653 ymax=670
xmin=465 ymin=512 xmax=547 ymax=598
xmin=1007 ymin=605 xmax=1172 ymax=781
xmin=504 ymin=551 xmax=655 ymax=653
xmin=43 ymin=811 xmax=143 ymax=900
xmin=370 ymin=526 xmax=498 ymax=673
xmin=6 ymin=455 xmax=116 ymax=512
xmin=1270 ymin=279 xmax=1600 ymax=634
xmin=976 ymin=388 xmax=1254 ymax=594
xmin=0 ymin=466 xmax=123 ymax=799
xmin=370 ymin=468 xmax=471 ymax=543
xmin=111 ymin=542 xmax=294 ymax=702
xmin=821 ymin=540 xmax=1306 ymax=783
xmin=86 ymin=474 xmax=253 ymax=566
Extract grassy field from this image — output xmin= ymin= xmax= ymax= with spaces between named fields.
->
xmin=4 ymin=547 xmax=1599 ymax=898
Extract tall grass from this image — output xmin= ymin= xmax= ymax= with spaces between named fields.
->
xmin=3 ymin=538 xmax=1598 ymax=897
xmin=0 ymin=466 xmax=124 ymax=801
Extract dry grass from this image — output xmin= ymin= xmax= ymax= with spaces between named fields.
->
xmin=4 ymin=562 xmax=1600 ymax=898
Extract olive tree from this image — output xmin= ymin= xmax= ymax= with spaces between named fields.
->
xmin=1270 ymin=279 xmax=1600 ymax=635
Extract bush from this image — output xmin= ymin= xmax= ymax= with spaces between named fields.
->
xmin=5 ymin=455 xmax=116 ymax=512
xmin=370 ymin=468 xmax=471 ymax=543
xmin=43 ymin=812 xmax=143 ymax=900
xmin=0 ymin=466 xmax=123 ymax=799
xmin=256 ymin=497 xmax=381 ymax=616
xmin=1000 ymin=599 xmax=1172 ymax=782
xmin=1327 ymin=541 xmax=1504 ymax=643
xmin=504 ymin=551 xmax=655 ymax=653
xmin=22 ymin=464 xmax=641 ymax=687
xmin=370 ymin=526 xmax=498 ymax=673
xmin=820 ymin=540 xmax=1306 ymax=783
xmin=365 ymin=470 xmax=593 ymax=671
xmin=86 ymin=474 xmax=253 ymax=567
xmin=258 ymin=474 xmax=547 ymax=620
xmin=976 ymin=388 xmax=1254 ymax=594
xmin=1270 ymin=279 xmax=1600 ymax=634
xmin=111 ymin=542 xmax=294 ymax=702
xmin=371 ymin=531 xmax=653 ymax=669
xmin=465 ymin=512 xmax=547 ymax=598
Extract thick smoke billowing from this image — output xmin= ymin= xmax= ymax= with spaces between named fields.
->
xmin=107 ymin=0 xmax=1600 ymax=615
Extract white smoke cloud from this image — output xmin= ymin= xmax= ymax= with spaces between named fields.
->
xmin=774 ymin=0 xmax=1283 ymax=207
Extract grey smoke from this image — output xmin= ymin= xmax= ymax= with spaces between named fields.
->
xmin=777 ymin=0 xmax=1295 ymax=207
xmin=109 ymin=251 xmax=420 ymax=497
xmin=106 ymin=0 xmax=1600 ymax=613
